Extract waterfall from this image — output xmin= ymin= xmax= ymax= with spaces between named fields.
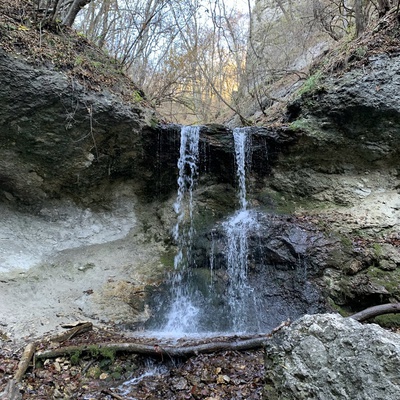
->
xmin=149 ymin=126 xmax=262 ymax=335
xmin=223 ymin=127 xmax=260 ymax=332
xmin=140 ymin=124 xmax=323 ymax=340
xmin=162 ymin=125 xmax=201 ymax=334
xmin=233 ymin=128 xmax=249 ymax=210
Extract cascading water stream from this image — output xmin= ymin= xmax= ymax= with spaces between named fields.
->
xmin=161 ymin=125 xmax=201 ymax=334
xmin=233 ymin=128 xmax=249 ymax=211
xmin=149 ymin=125 xmax=263 ymax=335
xmin=223 ymin=127 xmax=261 ymax=332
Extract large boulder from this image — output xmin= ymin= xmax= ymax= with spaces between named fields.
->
xmin=264 ymin=313 xmax=400 ymax=400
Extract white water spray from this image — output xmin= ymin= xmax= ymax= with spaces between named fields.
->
xmin=223 ymin=127 xmax=260 ymax=332
xmin=233 ymin=128 xmax=249 ymax=210
xmin=162 ymin=126 xmax=201 ymax=334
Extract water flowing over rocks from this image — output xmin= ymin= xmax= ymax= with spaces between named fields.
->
xmin=1 ymin=12 xmax=399 ymax=348
xmin=0 ymin=46 xmax=312 ymax=340
xmin=264 ymin=313 xmax=400 ymax=400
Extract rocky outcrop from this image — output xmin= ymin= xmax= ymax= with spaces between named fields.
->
xmin=257 ymin=52 xmax=400 ymax=315
xmin=273 ymin=53 xmax=400 ymax=211
xmin=264 ymin=313 xmax=400 ymax=400
xmin=0 ymin=48 xmax=161 ymax=205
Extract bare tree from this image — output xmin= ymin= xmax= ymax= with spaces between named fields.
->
xmin=75 ymin=0 xmax=250 ymax=124
xmin=34 ymin=0 xmax=93 ymax=27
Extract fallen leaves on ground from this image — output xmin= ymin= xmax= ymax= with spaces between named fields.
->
xmin=0 ymin=327 xmax=264 ymax=399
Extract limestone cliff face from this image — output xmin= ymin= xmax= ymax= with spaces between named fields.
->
xmin=0 ymin=49 xmax=159 ymax=205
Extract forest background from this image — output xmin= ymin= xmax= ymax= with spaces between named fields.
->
xmin=24 ymin=0 xmax=399 ymax=124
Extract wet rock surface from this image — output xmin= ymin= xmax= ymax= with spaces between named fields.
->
xmin=264 ymin=314 xmax=400 ymax=400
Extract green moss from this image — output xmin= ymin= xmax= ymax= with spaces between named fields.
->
xmin=70 ymin=350 xmax=82 ymax=365
xmin=373 ymin=314 xmax=400 ymax=328
xmin=355 ymin=46 xmax=367 ymax=59
xmin=256 ymin=186 xmax=330 ymax=215
xmin=367 ymin=267 xmax=400 ymax=298
xmin=86 ymin=366 xmax=102 ymax=378
xmin=297 ymin=71 xmax=323 ymax=96
xmin=160 ymin=250 xmax=176 ymax=269
xmin=87 ymin=345 xmax=100 ymax=358
xmin=326 ymin=297 xmax=351 ymax=317
xmin=288 ymin=118 xmax=311 ymax=132
xmin=100 ymin=347 xmax=116 ymax=363
xmin=372 ymin=243 xmax=383 ymax=259
xmin=110 ymin=371 xmax=122 ymax=379
xmin=193 ymin=208 xmax=219 ymax=232
xmin=132 ymin=90 xmax=143 ymax=103
xmin=149 ymin=117 xmax=159 ymax=128
xmin=340 ymin=235 xmax=353 ymax=249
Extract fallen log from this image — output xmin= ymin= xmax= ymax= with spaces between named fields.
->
xmin=35 ymin=336 xmax=270 ymax=360
xmin=349 ymin=303 xmax=400 ymax=322
xmin=35 ymin=320 xmax=291 ymax=361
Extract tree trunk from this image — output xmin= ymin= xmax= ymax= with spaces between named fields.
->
xmin=62 ymin=0 xmax=92 ymax=27
xmin=355 ymin=0 xmax=366 ymax=36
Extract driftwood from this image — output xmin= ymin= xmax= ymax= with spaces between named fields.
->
xmin=350 ymin=302 xmax=400 ymax=322
xmin=48 ymin=322 xmax=93 ymax=343
xmin=14 ymin=343 xmax=36 ymax=382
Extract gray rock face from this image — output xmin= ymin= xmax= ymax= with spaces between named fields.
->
xmin=281 ymin=53 xmax=400 ymax=208
xmin=264 ymin=53 xmax=400 ymax=312
xmin=0 ymin=49 xmax=156 ymax=204
xmin=264 ymin=314 xmax=400 ymax=400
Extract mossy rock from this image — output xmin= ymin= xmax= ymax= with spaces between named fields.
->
xmin=367 ymin=267 xmax=400 ymax=299
xmin=373 ymin=314 xmax=400 ymax=328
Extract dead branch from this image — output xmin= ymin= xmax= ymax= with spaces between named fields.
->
xmin=35 ymin=319 xmax=291 ymax=361
xmin=349 ymin=303 xmax=400 ymax=322
xmin=49 ymin=322 xmax=93 ymax=343
xmin=101 ymin=389 xmax=126 ymax=400
xmin=14 ymin=343 xmax=36 ymax=382
xmin=35 ymin=336 xmax=270 ymax=360
xmin=2 ymin=343 xmax=36 ymax=400
xmin=1 ymin=380 xmax=21 ymax=400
